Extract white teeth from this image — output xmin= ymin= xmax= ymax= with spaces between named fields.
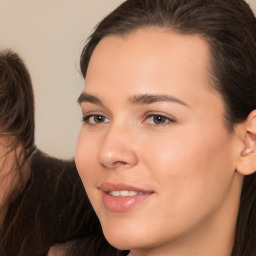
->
xmin=129 ymin=191 xmax=137 ymax=196
xmin=109 ymin=190 xmax=141 ymax=197
xmin=111 ymin=191 xmax=121 ymax=197
xmin=120 ymin=190 xmax=129 ymax=196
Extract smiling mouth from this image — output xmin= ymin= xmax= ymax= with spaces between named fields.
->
xmin=99 ymin=183 xmax=154 ymax=212
xmin=108 ymin=190 xmax=152 ymax=197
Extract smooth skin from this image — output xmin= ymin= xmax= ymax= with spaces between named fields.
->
xmin=76 ymin=28 xmax=256 ymax=256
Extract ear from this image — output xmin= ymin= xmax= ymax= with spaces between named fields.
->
xmin=236 ymin=110 xmax=256 ymax=175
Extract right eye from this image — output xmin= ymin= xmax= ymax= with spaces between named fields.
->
xmin=82 ymin=115 xmax=110 ymax=125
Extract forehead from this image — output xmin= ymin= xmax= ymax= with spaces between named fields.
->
xmin=86 ymin=28 xmax=213 ymax=90
xmin=86 ymin=28 xmax=216 ymax=100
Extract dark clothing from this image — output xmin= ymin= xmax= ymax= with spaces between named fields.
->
xmin=1 ymin=150 xmax=91 ymax=256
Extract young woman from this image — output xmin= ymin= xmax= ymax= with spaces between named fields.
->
xmin=0 ymin=49 xmax=96 ymax=256
xmin=75 ymin=0 xmax=256 ymax=255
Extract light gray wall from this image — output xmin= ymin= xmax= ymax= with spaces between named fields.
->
xmin=0 ymin=1 xmax=255 ymax=159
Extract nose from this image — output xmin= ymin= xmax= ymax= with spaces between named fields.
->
xmin=98 ymin=123 xmax=138 ymax=169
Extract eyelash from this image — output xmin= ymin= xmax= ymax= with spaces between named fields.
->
xmin=82 ymin=113 xmax=175 ymax=127
xmin=143 ymin=113 xmax=176 ymax=126
xmin=82 ymin=114 xmax=109 ymax=126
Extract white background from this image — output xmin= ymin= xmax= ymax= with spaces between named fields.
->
xmin=0 ymin=0 xmax=255 ymax=159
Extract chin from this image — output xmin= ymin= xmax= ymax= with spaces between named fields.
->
xmin=101 ymin=220 xmax=153 ymax=251
xmin=105 ymin=235 xmax=144 ymax=251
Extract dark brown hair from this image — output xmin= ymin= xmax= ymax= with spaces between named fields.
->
xmin=0 ymin=49 xmax=35 ymax=253
xmin=79 ymin=0 xmax=256 ymax=255
xmin=1 ymin=150 xmax=91 ymax=256
xmin=0 ymin=49 xmax=35 ymax=211
xmin=0 ymin=49 xmax=35 ymax=164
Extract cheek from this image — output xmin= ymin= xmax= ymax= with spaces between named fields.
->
xmin=142 ymin=123 xmax=235 ymax=177
xmin=141 ymin=127 xmax=235 ymax=207
xmin=137 ymin=132 xmax=236 ymax=240
xmin=75 ymin=130 xmax=98 ymax=185
xmin=75 ymin=130 xmax=102 ymax=213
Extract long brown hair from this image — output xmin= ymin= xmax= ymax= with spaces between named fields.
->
xmin=0 ymin=48 xmax=35 ymax=210
xmin=0 ymin=48 xmax=35 ymax=185
xmin=0 ymin=49 xmax=35 ymax=253
xmin=79 ymin=0 xmax=256 ymax=255
xmin=0 ymin=49 xmax=35 ymax=161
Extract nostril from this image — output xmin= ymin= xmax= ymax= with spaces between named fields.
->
xmin=100 ymin=160 xmax=128 ymax=169
xmin=113 ymin=161 xmax=128 ymax=167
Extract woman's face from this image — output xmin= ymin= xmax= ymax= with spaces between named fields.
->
xmin=75 ymin=29 xmax=243 ymax=253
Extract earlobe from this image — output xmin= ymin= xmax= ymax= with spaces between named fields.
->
xmin=236 ymin=110 xmax=256 ymax=176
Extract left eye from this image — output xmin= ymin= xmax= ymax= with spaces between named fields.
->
xmin=83 ymin=115 xmax=110 ymax=125
xmin=146 ymin=115 xmax=174 ymax=125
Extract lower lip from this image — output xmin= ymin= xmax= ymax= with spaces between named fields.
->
xmin=102 ymin=192 xmax=152 ymax=212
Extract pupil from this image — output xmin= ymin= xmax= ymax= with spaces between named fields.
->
xmin=95 ymin=116 xmax=104 ymax=123
xmin=154 ymin=116 xmax=166 ymax=124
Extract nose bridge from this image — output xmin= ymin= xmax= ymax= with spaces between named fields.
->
xmin=98 ymin=120 xmax=138 ymax=169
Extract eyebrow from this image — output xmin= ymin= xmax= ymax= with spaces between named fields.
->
xmin=77 ymin=92 xmax=188 ymax=107
xmin=128 ymin=94 xmax=188 ymax=106
xmin=77 ymin=93 xmax=103 ymax=106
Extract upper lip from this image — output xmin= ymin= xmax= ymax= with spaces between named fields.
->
xmin=99 ymin=182 xmax=154 ymax=193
